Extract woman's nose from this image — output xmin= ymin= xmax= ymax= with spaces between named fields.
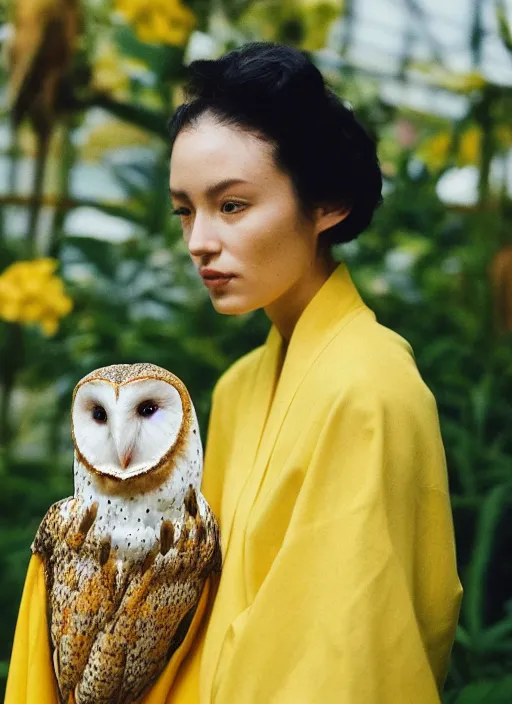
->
xmin=187 ymin=214 xmax=221 ymax=258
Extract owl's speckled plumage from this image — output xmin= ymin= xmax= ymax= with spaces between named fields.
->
xmin=31 ymin=363 xmax=221 ymax=704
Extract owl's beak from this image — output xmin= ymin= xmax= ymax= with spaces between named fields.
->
xmin=114 ymin=427 xmax=134 ymax=471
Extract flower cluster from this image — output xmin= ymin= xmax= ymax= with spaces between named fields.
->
xmin=0 ymin=258 xmax=73 ymax=336
xmin=115 ymin=0 xmax=197 ymax=46
xmin=419 ymin=126 xmax=484 ymax=171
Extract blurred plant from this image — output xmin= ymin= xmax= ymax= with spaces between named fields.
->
xmin=90 ymin=39 xmax=132 ymax=97
xmin=7 ymin=0 xmax=84 ymax=256
xmin=114 ymin=0 xmax=197 ymax=46
xmin=490 ymin=245 xmax=512 ymax=332
xmin=412 ymin=64 xmax=487 ymax=94
xmin=0 ymin=259 xmax=73 ymax=336
xmin=418 ymin=124 xmax=485 ymax=171
xmin=495 ymin=0 xmax=512 ymax=53
xmin=239 ymin=0 xmax=343 ymax=50
xmin=80 ymin=118 xmax=157 ymax=162
xmin=8 ymin=0 xmax=83 ymax=129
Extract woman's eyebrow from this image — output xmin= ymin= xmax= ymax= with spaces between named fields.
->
xmin=169 ymin=178 xmax=251 ymax=200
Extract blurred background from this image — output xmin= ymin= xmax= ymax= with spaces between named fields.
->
xmin=0 ymin=0 xmax=511 ymax=700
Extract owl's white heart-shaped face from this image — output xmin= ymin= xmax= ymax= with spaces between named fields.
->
xmin=71 ymin=378 xmax=184 ymax=479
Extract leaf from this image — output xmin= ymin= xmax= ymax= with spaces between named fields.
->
xmin=113 ymin=24 xmax=187 ymax=79
xmin=495 ymin=0 xmax=512 ymax=53
xmin=62 ymin=237 xmax=119 ymax=280
xmin=463 ymin=483 xmax=512 ymax=639
xmin=79 ymin=119 xmax=157 ymax=163
xmin=410 ymin=61 xmax=487 ymax=93
xmin=87 ymin=93 xmax=170 ymax=138
xmin=66 ymin=195 xmax=146 ymax=225
xmin=452 ymin=675 xmax=512 ymax=703
xmin=480 ymin=617 xmax=512 ymax=651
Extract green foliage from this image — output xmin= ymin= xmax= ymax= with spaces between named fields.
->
xmin=444 ymin=675 xmax=512 ymax=703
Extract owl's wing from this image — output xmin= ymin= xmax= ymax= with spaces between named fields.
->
xmin=31 ymin=496 xmax=75 ymax=557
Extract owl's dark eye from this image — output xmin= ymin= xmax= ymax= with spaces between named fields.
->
xmin=92 ymin=405 xmax=107 ymax=423
xmin=137 ymin=400 xmax=159 ymax=418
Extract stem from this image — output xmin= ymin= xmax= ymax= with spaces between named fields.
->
xmin=4 ymin=123 xmax=21 ymax=251
xmin=26 ymin=131 xmax=50 ymax=259
xmin=47 ymin=121 xmax=75 ymax=259
xmin=477 ymin=102 xmax=493 ymax=209
xmin=470 ymin=0 xmax=484 ymax=67
xmin=0 ymin=323 xmax=24 ymax=451
xmin=476 ymin=89 xmax=502 ymax=351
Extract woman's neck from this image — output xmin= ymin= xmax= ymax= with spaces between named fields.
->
xmin=264 ymin=255 xmax=338 ymax=344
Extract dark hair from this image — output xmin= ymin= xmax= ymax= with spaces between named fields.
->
xmin=167 ymin=42 xmax=383 ymax=246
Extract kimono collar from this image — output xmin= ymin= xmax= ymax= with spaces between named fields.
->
xmin=220 ymin=260 xmax=370 ymax=556
xmin=253 ymin=260 xmax=369 ymax=462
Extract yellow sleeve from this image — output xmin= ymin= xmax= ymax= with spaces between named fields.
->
xmin=212 ymin=378 xmax=464 ymax=703
xmin=199 ymin=377 xmax=231 ymax=519
xmin=5 ymin=553 xmax=59 ymax=703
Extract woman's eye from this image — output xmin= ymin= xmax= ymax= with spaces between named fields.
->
xmin=172 ymin=202 xmax=245 ymax=217
xmin=221 ymin=201 xmax=245 ymax=214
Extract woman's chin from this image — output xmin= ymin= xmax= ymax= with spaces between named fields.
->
xmin=210 ymin=294 xmax=258 ymax=316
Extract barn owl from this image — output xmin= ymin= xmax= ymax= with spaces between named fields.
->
xmin=32 ymin=362 xmax=221 ymax=704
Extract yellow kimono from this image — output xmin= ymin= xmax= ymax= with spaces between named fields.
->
xmin=6 ymin=261 xmax=463 ymax=703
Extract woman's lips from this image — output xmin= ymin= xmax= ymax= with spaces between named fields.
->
xmin=202 ymin=275 xmax=234 ymax=290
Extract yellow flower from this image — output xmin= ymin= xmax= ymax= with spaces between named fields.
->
xmin=419 ymin=125 xmax=485 ymax=170
xmin=440 ymin=70 xmax=486 ymax=93
xmin=91 ymin=41 xmax=131 ymax=97
xmin=411 ymin=63 xmax=486 ymax=94
xmin=0 ymin=258 xmax=73 ymax=336
xmin=0 ymin=299 xmax=21 ymax=322
xmin=301 ymin=0 xmax=344 ymax=51
xmin=240 ymin=0 xmax=343 ymax=51
xmin=115 ymin=0 xmax=197 ymax=47
xmin=40 ymin=317 xmax=59 ymax=337
xmin=418 ymin=131 xmax=451 ymax=171
xmin=79 ymin=118 xmax=155 ymax=163
xmin=20 ymin=301 xmax=45 ymax=322
xmin=458 ymin=126 xmax=481 ymax=166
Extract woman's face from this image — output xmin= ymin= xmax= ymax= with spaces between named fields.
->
xmin=169 ymin=114 xmax=338 ymax=316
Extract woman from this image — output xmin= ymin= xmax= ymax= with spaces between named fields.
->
xmin=165 ymin=41 xmax=463 ymax=703
xmin=6 ymin=42 xmax=463 ymax=703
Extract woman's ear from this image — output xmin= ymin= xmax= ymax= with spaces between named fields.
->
xmin=314 ymin=203 xmax=351 ymax=237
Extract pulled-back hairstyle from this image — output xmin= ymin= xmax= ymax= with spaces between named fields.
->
xmin=167 ymin=42 xmax=383 ymax=245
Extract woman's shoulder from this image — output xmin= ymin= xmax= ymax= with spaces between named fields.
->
xmin=322 ymin=308 xmax=436 ymax=411
xmin=213 ymin=343 xmax=266 ymax=398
